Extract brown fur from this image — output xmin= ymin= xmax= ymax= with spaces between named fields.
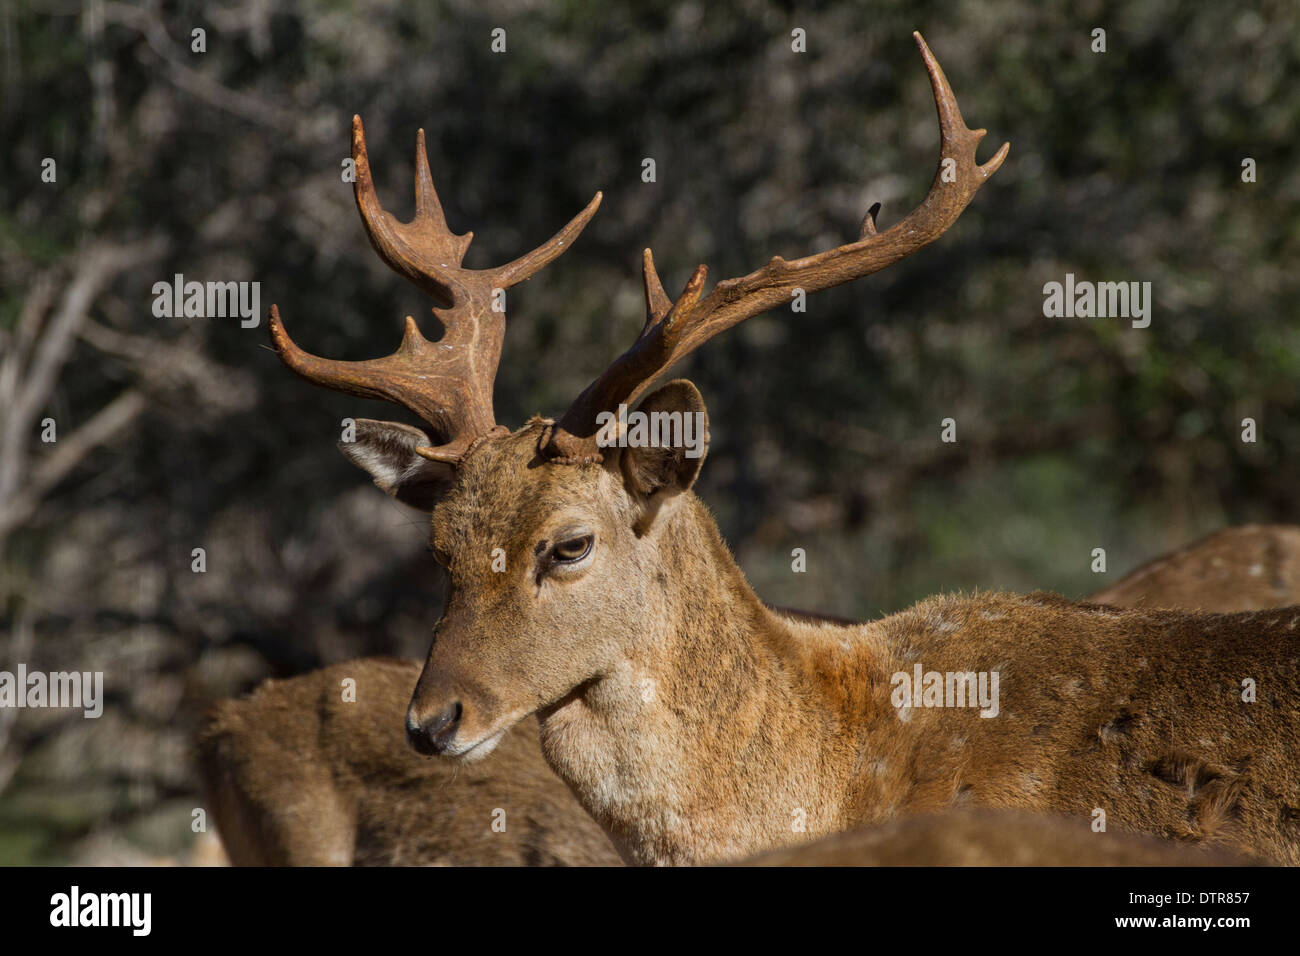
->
xmin=195 ymin=527 xmax=1295 ymax=867
xmin=196 ymin=658 xmax=620 ymax=866
xmin=401 ymin=418 xmax=1300 ymax=866
xmin=737 ymin=809 xmax=1260 ymax=866
xmin=1088 ymin=525 xmax=1300 ymax=611
xmin=208 ymin=428 xmax=1299 ymax=867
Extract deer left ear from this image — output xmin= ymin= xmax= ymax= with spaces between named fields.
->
xmin=339 ymin=418 xmax=457 ymax=512
xmin=618 ymin=380 xmax=709 ymax=515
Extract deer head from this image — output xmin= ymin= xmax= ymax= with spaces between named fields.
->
xmin=270 ymin=33 xmax=1007 ymax=763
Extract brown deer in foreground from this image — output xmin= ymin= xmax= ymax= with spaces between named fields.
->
xmin=194 ymin=553 xmax=1291 ymax=867
xmin=198 ymin=669 xmax=1262 ymax=867
xmin=194 ymin=527 xmax=1300 ymax=867
xmin=737 ymin=809 xmax=1260 ymax=866
xmin=267 ymin=32 xmax=1300 ymax=866
xmin=194 ymin=529 xmax=1300 ymax=867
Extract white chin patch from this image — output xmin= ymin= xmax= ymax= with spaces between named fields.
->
xmin=455 ymin=727 xmax=508 ymax=763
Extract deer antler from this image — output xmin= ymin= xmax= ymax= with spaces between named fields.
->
xmin=542 ymin=32 xmax=1008 ymax=463
xmin=270 ymin=115 xmax=602 ymax=462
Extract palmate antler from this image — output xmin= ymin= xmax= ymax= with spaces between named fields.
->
xmin=269 ymin=116 xmax=602 ymax=462
xmin=541 ymin=32 xmax=1008 ymax=463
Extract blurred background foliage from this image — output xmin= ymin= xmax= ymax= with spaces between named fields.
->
xmin=0 ymin=0 xmax=1297 ymax=862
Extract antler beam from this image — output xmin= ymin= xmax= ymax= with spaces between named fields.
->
xmin=542 ymin=32 xmax=1008 ymax=462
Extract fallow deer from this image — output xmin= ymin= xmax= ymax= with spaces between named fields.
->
xmin=267 ymin=33 xmax=1300 ymax=866
xmin=194 ymin=533 xmax=1298 ymax=867
xmin=194 ymin=527 xmax=1299 ymax=868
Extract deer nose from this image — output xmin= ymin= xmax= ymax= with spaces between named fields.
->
xmin=406 ymin=701 xmax=462 ymax=756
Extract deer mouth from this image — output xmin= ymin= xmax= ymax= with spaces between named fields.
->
xmin=446 ymin=725 xmax=510 ymax=763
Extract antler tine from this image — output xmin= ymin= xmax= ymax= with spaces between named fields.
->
xmin=641 ymin=248 xmax=674 ymax=326
xmin=494 ymin=190 xmax=604 ymax=289
xmin=268 ymin=306 xmax=493 ymax=458
xmin=270 ymin=116 xmax=602 ymax=462
xmin=543 ymin=32 xmax=1008 ymax=462
xmin=354 ymin=115 xmax=603 ymax=306
xmin=353 ymin=115 xmax=471 ymax=308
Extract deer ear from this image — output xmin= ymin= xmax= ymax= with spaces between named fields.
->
xmin=338 ymin=419 xmax=456 ymax=512
xmin=618 ymin=380 xmax=709 ymax=512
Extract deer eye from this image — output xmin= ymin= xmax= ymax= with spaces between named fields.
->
xmin=551 ymin=535 xmax=593 ymax=563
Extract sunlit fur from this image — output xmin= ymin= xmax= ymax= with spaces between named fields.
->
xmin=404 ymin=418 xmax=1300 ymax=866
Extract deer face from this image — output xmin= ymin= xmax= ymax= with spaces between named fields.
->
xmin=339 ymin=382 xmax=708 ymax=760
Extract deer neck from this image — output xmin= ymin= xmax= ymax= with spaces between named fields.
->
xmin=536 ymin=493 xmax=893 ymax=865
